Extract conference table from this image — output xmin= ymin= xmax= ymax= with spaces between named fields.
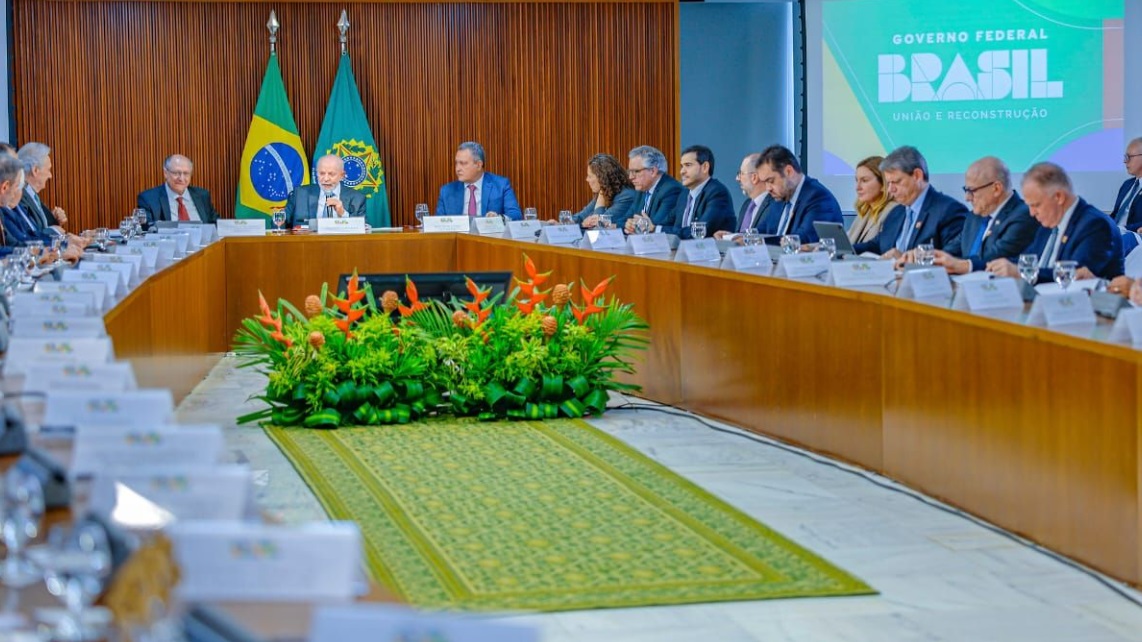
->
xmin=103 ymin=231 xmax=1142 ymax=588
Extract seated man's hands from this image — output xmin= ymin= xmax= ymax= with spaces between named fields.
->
xmin=932 ymin=249 xmax=970 ymax=275
xmin=1108 ymin=275 xmax=1134 ymax=296
xmin=986 ymin=257 xmax=1019 ymax=278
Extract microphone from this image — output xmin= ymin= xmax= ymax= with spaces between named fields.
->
xmin=324 ymin=191 xmax=336 ymax=218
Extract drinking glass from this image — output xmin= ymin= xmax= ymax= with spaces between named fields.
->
xmin=916 ymin=242 xmax=935 ymax=267
xmin=1018 ymin=253 xmax=1038 ymax=286
xmin=743 ymin=229 xmax=761 ymax=246
xmin=558 ymin=210 xmax=574 ymax=226
xmin=25 ymin=240 xmax=44 ymax=273
xmin=1 ymin=467 xmax=45 ymax=588
xmin=781 ymin=234 xmax=801 ymax=254
xmin=94 ymin=228 xmax=109 ymax=252
xmin=414 ymin=203 xmax=429 ymax=229
xmin=599 ymin=214 xmax=613 ymax=229
xmin=132 ymin=208 xmax=149 ymax=234
xmin=119 ymin=218 xmax=133 ymax=240
xmin=32 ymin=522 xmax=112 ymax=642
xmin=271 ymin=207 xmax=286 ymax=234
xmin=1054 ymin=260 xmax=1077 ymax=291
xmin=690 ymin=221 xmax=707 ymax=240
xmin=523 ymin=207 xmax=538 ymax=221
xmin=819 ymin=237 xmax=837 ymax=259
xmin=634 ymin=216 xmax=653 ymax=234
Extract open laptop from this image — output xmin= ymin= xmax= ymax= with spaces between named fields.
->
xmin=812 ymin=221 xmax=857 ymax=257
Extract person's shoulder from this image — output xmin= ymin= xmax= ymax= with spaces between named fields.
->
xmin=1075 ymin=197 xmax=1112 ymax=226
xmin=484 ymin=172 xmax=515 ymax=188
xmin=802 ymin=175 xmax=841 ymax=205
xmin=138 ymin=184 xmax=164 ymax=200
xmin=706 ymin=177 xmax=732 ymax=196
xmin=660 ymin=174 xmax=683 ymax=190
xmin=928 ymin=187 xmax=968 ymax=213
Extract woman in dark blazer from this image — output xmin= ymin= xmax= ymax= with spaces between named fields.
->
xmin=573 ymin=154 xmax=638 ymax=230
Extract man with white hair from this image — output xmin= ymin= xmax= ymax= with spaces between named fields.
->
xmin=17 ymin=142 xmax=68 ymax=230
xmin=282 ymin=154 xmax=367 ymax=228
xmin=136 ymin=154 xmax=220 ymax=227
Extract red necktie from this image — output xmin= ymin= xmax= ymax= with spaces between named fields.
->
xmin=177 ymin=196 xmax=190 ymax=222
xmin=467 ymin=185 xmax=477 ymax=217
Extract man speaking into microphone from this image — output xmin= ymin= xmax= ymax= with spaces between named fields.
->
xmin=283 ymin=154 xmax=367 ymax=228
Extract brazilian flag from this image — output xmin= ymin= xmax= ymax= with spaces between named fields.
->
xmin=236 ymin=53 xmax=310 ymax=222
xmin=313 ymin=53 xmax=392 ymax=228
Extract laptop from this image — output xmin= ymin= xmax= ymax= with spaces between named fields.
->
xmin=812 ymin=221 xmax=857 ymax=257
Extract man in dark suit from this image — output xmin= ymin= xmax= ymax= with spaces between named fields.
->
xmin=136 ymin=154 xmax=220 ymax=227
xmin=988 ymin=162 xmax=1123 ymax=282
xmin=752 ymin=145 xmax=842 ymax=244
xmin=931 ymin=156 xmax=1040 ymax=274
xmin=714 ymin=152 xmax=770 ymax=240
xmin=853 ymin=145 xmax=966 ymax=257
xmin=658 ymin=145 xmax=735 ymax=239
xmin=282 ymin=155 xmax=367 ymax=228
xmin=622 ymin=145 xmax=686 ymax=233
xmin=1111 ymin=137 xmax=1142 ymax=233
xmin=17 ymin=142 xmax=68 ymax=230
xmin=434 ymin=141 xmax=522 ymax=220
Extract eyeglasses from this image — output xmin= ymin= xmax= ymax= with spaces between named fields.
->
xmin=627 ymin=167 xmax=652 ymax=177
xmin=1126 ymin=153 xmax=1142 ymax=162
xmin=961 ymin=181 xmax=997 ymax=195
xmin=165 ymin=170 xmax=192 ymax=178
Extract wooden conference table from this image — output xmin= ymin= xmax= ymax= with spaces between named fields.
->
xmin=103 ymin=232 xmax=1142 ymax=587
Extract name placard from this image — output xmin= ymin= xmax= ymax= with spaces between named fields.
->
xmin=70 ymin=424 xmax=224 ymax=479
xmin=952 ymin=277 xmax=1024 ymax=313
xmin=116 ymin=244 xmax=159 ymax=275
xmin=1108 ymin=307 xmax=1142 ymax=347
xmin=826 ymin=259 xmax=896 ymax=291
xmin=470 ymin=216 xmax=507 ymax=236
xmin=674 ymin=239 xmax=721 ymax=264
xmin=896 ymin=267 xmax=953 ymax=302
xmin=9 ymin=301 xmax=93 ymax=318
xmin=538 ymin=224 xmax=583 ymax=246
xmin=12 ymin=291 xmax=95 ymax=313
xmin=143 ymin=238 xmax=178 ymax=266
xmin=194 ymin=223 xmax=218 ymax=243
xmin=2 ymin=337 xmax=114 ymax=376
xmin=34 ymin=281 xmax=107 ymax=311
xmin=170 ymin=521 xmax=362 ymax=602
xmin=44 ymin=388 xmax=174 ymax=428
xmin=154 ymin=230 xmax=191 ymax=255
xmin=719 ymin=246 xmax=773 ymax=276
xmin=88 ymin=252 xmax=144 ymax=284
xmin=23 ymin=361 xmax=137 ymax=394
xmin=503 ymin=220 xmax=542 ymax=242
xmin=311 ymin=605 xmax=539 ymax=642
xmin=1034 ymin=279 xmax=1101 ymax=295
xmin=78 ymin=261 xmax=134 ymax=291
xmin=774 ymin=251 xmax=831 ymax=280
xmin=61 ymin=269 xmax=119 ymax=300
xmin=176 ymin=223 xmax=205 ymax=247
xmin=11 ymin=316 xmax=107 ymax=338
xmin=583 ymin=229 xmax=628 ymax=252
xmin=216 ymin=219 xmax=268 ymax=238
xmin=1026 ymin=291 xmax=1097 ymax=328
xmin=627 ymin=233 xmax=672 ymax=256
xmin=316 ymin=216 xmax=367 ymax=235
xmin=422 ymin=215 xmax=470 ymax=234
xmin=89 ymin=464 xmax=252 ymax=527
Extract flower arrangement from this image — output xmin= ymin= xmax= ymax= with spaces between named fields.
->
xmin=234 ymin=256 xmax=649 ymax=427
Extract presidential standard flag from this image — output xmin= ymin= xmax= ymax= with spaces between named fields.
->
xmin=236 ymin=52 xmax=310 ymax=222
xmin=313 ymin=52 xmax=391 ymax=227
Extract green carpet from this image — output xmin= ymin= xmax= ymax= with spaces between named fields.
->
xmin=264 ymin=418 xmax=873 ymax=611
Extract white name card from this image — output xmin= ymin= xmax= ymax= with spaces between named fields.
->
xmin=61 ymin=268 xmax=119 ymax=300
xmin=70 ymin=424 xmax=224 ymax=479
xmin=503 ymin=220 xmax=542 ymax=242
xmin=83 ymin=252 xmax=143 ymax=285
xmin=116 ymin=244 xmax=159 ymax=275
xmin=170 ymin=521 xmax=362 ymax=602
xmin=538 ymin=224 xmax=583 ymax=246
xmin=674 ymin=238 xmax=721 ymax=263
xmin=1108 ymin=307 xmax=1142 ymax=348
xmin=78 ymin=261 xmax=133 ymax=292
xmin=422 ymin=215 xmax=470 ymax=233
xmin=90 ymin=464 xmax=252 ymax=527
xmin=470 ymin=216 xmax=507 ymax=236
xmin=193 ymin=223 xmax=218 ymax=243
xmin=2 ymin=337 xmax=114 ymax=376
xmin=9 ymin=301 xmax=93 ymax=318
xmin=11 ymin=316 xmax=106 ymax=338
xmin=34 ymin=281 xmax=107 ymax=311
xmin=826 ymin=259 xmax=896 ymax=290
xmin=311 ymin=605 xmax=539 ymax=642
xmin=952 ymin=277 xmax=1024 ymax=313
xmin=897 ymin=267 xmax=954 ymax=302
xmin=583 ymin=229 xmax=628 ymax=252
xmin=316 ymin=216 xmax=367 ymax=235
xmin=1034 ymin=279 xmax=1101 ymax=295
xmin=627 ymin=233 xmax=673 ymax=256
xmin=774 ymin=251 xmax=831 ymax=280
xmin=44 ymin=388 xmax=174 ymax=428
xmin=719 ymin=246 xmax=773 ymax=276
xmin=154 ymin=230 xmax=191 ymax=255
xmin=176 ymin=223 xmax=204 ymax=247
xmin=23 ymin=361 xmax=137 ymax=394
xmin=1026 ymin=291 xmax=1097 ymax=328
xmin=216 ymin=219 xmax=268 ymax=238
xmin=12 ymin=291 xmax=95 ymax=313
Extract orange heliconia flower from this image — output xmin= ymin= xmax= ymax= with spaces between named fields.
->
xmin=398 ymin=277 xmax=428 ymax=317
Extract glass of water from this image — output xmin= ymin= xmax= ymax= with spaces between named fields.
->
xmin=132 ymin=208 xmax=149 ymax=233
xmin=781 ymin=234 xmax=801 ymax=254
xmin=119 ymin=218 xmax=133 ymax=240
xmin=818 ymin=237 xmax=837 ymax=259
xmin=690 ymin=221 xmax=707 ymax=240
xmin=271 ymin=207 xmax=286 ymax=234
xmin=523 ymin=207 xmax=538 ymax=221
xmin=31 ymin=522 xmax=113 ymax=642
xmin=1018 ymin=253 xmax=1038 ymax=286
xmin=414 ymin=203 xmax=429 ymax=229
xmin=599 ymin=214 xmax=613 ymax=229
xmin=1 ymin=467 xmax=45 ymax=588
xmin=634 ymin=216 xmax=653 ymax=235
xmin=743 ymin=229 xmax=761 ymax=246
xmin=1054 ymin=260 xmax=1077 ymax=291
xmin=558 ymin=210 xmax=574 ymax=225
xmin=916 ymin=242 xmax=935 ymax=266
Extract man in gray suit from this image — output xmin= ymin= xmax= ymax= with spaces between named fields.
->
xmin=283 ymin=155 xmax=367 ymax=228
xmin=136 ymin=154 xmax=220 ymax=227
xmin=17 ymin=142 xmax=69 ymax=231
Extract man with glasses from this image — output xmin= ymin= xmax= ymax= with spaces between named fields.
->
xmin=715 ymin=152 xmax=770 ymax=241
xmin=1111 ymin=138 xmax=1142 ymax=234
xmin=622 ymin=145 xmax=685 ymax=234
xmin=929 ymin=156 xmax=1040 ymax=274
xmin=136 ymin=154 xmax=220 ymax=227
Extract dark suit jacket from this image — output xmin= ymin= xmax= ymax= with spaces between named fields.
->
xmin=573 ymin=187 xmax=639 ymax=229
xmin=435 ymin=172 xmax=522 ymax=220
xmin=282 ymin=184 xmax=368 ymax=228
xmin=754 ymin=176 xmax=843 ymax=244
xmin=733 ymin=195 xmax=769 ymax=234
xmin=1111 ymin=177 xmax=1142 ymax=231
xmin=662 ymin=178 xmax=737 ymax=239
xmin=957 ymin=192 xmax=1041 ymax=271
xmin=854 ymin=186 xmax=966 ymax=255
xmin=136 ymin=185 xmax=220 ymax=226
xmin=633 ymin=174 xmax=686 ymax=228
xmin=1026 ymin=198 xmax=1123 ymax=281
xmin=19 ymin=190 xmax=59 ymax=228
xmin=2 ymin=206 xmax=52 ymax=246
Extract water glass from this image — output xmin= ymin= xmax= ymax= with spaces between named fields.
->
xmin=1 ymin=467 xmax=45 ymax=588
xmin=119 ymin=218 xmax=133 ymax=240
xmin=1018 ymin=253 xmax=1038 ymax=286
xmin=558 ymin=210 xmax=574 ymax=225
xmin=33 ymin=523 xmax=113 ymax=642
xmin=1054 ymin=260 xmax=1077 ymax=291
xmin=414 ymin=203 xmax=429 ymax=228
xmin=818 ymin=237 xmax=837 ymax=259
xmin=690 ymin=221 xmax=707 ymax=240
xmin=633 ymin=216 xmax=653 ymax=234
xmin=781 ymin=234 xmax=801 ymax=254
xmin=916 ymin=242 xmax=936 ymax=266
xmin=743 ymin=229 xmax=761 ymax=246
xmin=94 ymin=227 xmax=109 ymax=252
xmin=523 ymin=207 xmax=538 ymax=221
xmin=599 ymin=214 xmax=613 ymax=229
xmin=133 ymin=207 xmax=149 ymax=233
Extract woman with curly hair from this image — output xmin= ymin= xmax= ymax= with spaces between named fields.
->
xmin=848 ymin=155 xmax=898 ymax=244
xmin=573 ymin=153 xmax=639 ymax=230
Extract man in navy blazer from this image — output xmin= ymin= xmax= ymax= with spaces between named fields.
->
xmin=752 ymin=145 xmax=842 ymax=244
xmin=622 ymin=145 xmax=686 ymax=232
xmin=282 ymin=155 xmax=367 ymax=228
xmin=434 ymin=141 xmax=522 ymax=220
xmin=853 ymin=146 xmax=965 ymax=257
xmin=931 ymin=156 xmax=1040 ymax=273
xmin=988 ymin=162 xmax=1123 ymax=282
xmin=714 ymin=152 xmax=769 ymax=240
xmin=659 ymin=145 xmax=736 ymax=239
xmin=136 ymin=154 xmax=220 ymax=228
xmin=1111 ymin=137 xmax=1142 ymax=233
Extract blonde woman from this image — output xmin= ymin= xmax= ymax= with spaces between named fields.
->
xmin=847 ymin=155 xmax=897 ymax=244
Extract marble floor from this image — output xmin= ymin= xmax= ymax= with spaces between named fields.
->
xmin=178 ymin=358 xmax=1142 ymax=642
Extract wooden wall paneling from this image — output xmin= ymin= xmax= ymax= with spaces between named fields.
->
xmin=13 ymin=1 xmax=678 ymax=232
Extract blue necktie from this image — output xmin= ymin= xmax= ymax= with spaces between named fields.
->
xmin=968 ymin=217 xmax=992 ymax=257
xmin=1117 ymin=179 xmax=1140 ymax=226
xmin=895 ymin=207 xmax=918 ymax=252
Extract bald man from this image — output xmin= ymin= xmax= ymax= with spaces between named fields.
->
xmin=136 ymin=154 xmax=220 ymax=227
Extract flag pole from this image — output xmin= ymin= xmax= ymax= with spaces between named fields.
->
xmin=337 ymin=10 xmax=349 ymax=55
xmin=267 ymin=10 xmax=280 ymax=54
